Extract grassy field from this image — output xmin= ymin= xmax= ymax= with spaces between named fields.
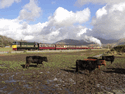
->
xmin=0 ymin=47 xmax=12 ymax=51
xmin=0 ymin=49 xmax=124 ymax=71
xmin=0 ymin=50 xmax=106 ymax=71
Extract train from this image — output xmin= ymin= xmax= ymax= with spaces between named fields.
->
xmin=12 ymin=41 xmax=101 ymax=51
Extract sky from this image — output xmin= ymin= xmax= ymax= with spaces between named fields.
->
xmin=0 ymin=0 xmax=125 ymax=46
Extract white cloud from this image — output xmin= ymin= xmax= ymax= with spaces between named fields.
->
xmin=77 ymin=28 xmax=87 ymax=37
xmin=75 ymin=0 xmax=125 ymax=6
xmin=90 ymin=2 xmax=125 ymax=40
xmin=0 ymin=6 xmax=102 ymax=45
xmin=0 ymin=0 xmax=21 ymax=9
xmin=18 ymin=0 xmax=42 ymax=21
xmin=48 ymin=7 xmax=90 ymax=27
xmin=96 ymin=6 xmax=107 ymax=18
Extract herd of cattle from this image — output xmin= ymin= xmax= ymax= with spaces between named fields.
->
xmin=25 ymin=55 xmax=115 ymax=73
xmin=76 ymin=56 xmax=115 ymax=73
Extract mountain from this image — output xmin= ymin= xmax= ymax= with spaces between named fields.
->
xmin=96 ymin=37 xmax=118 ymax=44
xmin=117 ymin=38 xmax=125 ymax=45
xmin=55 ymin=39 xmax=96 ymax=46
xmin=0 ymin=35 xmax=27 ymax=47
xmin=0 ymin=35 xmax=15 ymax=47
xmin=54 ymin=38 xmax=120 ymax=46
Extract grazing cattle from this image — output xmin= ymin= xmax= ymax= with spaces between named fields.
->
xmin=102 ymin=55 xmax=115 ymax=64
xmin=87 ymin=57 xmax=98 ymax=59
xmin=76 ymin=59 xmax=101 ymax=73
xmin=87 ymin=57 xmax=106 ymax=66
xmin=25 ymin=56 xmax=48 ymax=68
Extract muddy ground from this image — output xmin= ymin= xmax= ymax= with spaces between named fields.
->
xmin=0 ymin=51 xmax=125 ymax=94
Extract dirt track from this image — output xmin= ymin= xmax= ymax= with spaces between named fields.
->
xmin=0 ymin=52 xmax=125 ymax=94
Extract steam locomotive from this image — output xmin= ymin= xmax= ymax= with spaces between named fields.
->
xmin=12 ymin=41 xmax=101 ymax=51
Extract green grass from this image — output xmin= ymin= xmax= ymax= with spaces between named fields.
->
xmin=0 ymin=49 xmax=124 ymax=72
xmin=0 ymin=47 xmax=12 ymax=51
xmin=0 ymin=60 xmax=24 ymax=70
xmin=24 ymin=73 xmax=32 ymax=75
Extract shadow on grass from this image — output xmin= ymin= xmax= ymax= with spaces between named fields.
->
xmin=61 ymin=69 xmax=89 ymax=75
xmin=21 ymin=64 xmax=37 ymax=68
xmin=103 ymin=68 xmax=125 ymax=74
xmin=61 ymin=66 xmax=89 ymax=75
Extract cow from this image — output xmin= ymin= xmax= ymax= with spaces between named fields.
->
xmin=25 ymin=56 xmax=48 ymax=68
xmin=87 ymin=57 xmax=106 ymax=66
xmin=76 ymin=59 xmax=101 ymax=73
xmin=87 ymin=57 xmax=98 ymax=59
xmin=102 ymin=55 xmax=115 ymax=64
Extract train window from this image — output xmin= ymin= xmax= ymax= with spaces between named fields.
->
xmin=13 ymin=42 xmax=20 ymax=45
xmin=17 ymin=42 xmax=20 ymax=45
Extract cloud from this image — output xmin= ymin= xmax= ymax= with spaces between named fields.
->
xmin=75 ymin=0 xmax=125 ymax=6
xmin=90 ymin=2 xmax=125 ymax=40
xmin=0 ymin=0 xmax=21 ymax=9
xmin=0 ymin=6 xmax=102 ymax=46
xmin=48 ymin=7 xmax=90 ymax=27
xmin=18 ymin=0 xmax=42 ymax=21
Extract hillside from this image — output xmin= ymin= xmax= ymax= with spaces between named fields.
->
xmin=0 ymin=35 xmax=27 ymax=47
xmin=0 ymin=35 xmax=15 ymax=47
xmin=54 ymin=38 xmax=119 ymax=46
xmin=55 ymin=39 xmax=91 ymax=45
xmin=117 ymin=38 xmax=125 ymax=45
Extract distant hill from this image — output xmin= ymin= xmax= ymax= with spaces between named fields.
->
xmin=54 ymin=38 xmax=119 ymax=46
xmin=117 ymin=38 xmax=125 ymax=45
xmin=96 ymin=37 xmax=118 ymax=44
xmin=0 ymin=35 xmax=15 ymax=47
xmin=0 ymin=35 xmax=27 ymax=47
xmin=55 ymin=39 xmax=92 ymax=45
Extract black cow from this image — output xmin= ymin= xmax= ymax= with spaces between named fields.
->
xmin=87 ymin=57 xmax=98 ymax=59
xmin=102 ymin=55 xmax=115 ymax=64
xmin=76 ymin=59 xmax=101 ymax=73
xmin=25 ymin=56 xmax=48 ymax=68
xmin=87 ymin=57 xmax=106 ymax=66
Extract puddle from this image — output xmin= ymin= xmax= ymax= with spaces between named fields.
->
xmin=5 ymin=79 xmax=26 ymax=83
xmin=0 ymin=72 xmax=22 ymax=76
xmin=39 ymin=91 xmax=44 ymax=94
xmin=65 ymin=88 xmax=74 ymax=94
xmin=0 ymin=86 xmax=7 ymax=89
xmin=8 ymin=88 xmax=16 ymax=94
xmin=2 ymin=74 xmax=26 ymax=83
xmin=47 ymin=71 xmax=50 ymax=73
xmin=42 ymin=84 xmax=55 ymax=90
xmin=0 ymin=90 xmax=7 ymax=93
xmin=0 ymin=73 xmax=10 ymax=76
xmin=40 ymin=72 xmax=43 ymax=74
xmin=97 ymin=84 xmax=112 ymax=91
xmin=23 ymin=84 xmax=32 ymax=89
